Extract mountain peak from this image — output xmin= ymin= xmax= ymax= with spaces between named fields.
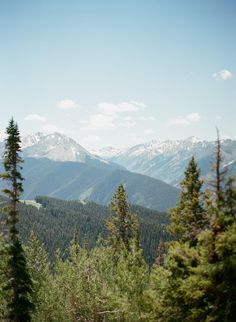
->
xmin=184 ymin=136 xmax=201 ymax=144
xmin=21 ymin=132 xmax=45 ymax=148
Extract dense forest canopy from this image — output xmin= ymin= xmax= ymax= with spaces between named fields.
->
xmin=0 ymin=120 xmax=236 ymax=321
xmin=0 ymin=195 xmax=170 ymax=265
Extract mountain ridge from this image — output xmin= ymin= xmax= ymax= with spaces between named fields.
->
xmin=0 ymin=157 xmax=179 ymax=211
xmin=100 ymin=137 xmax=236 ymax=186
xmin=1 ymin=132 xmax=235 ymax=188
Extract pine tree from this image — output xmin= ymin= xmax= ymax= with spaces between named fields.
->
xmin=168 ymin=156 xmax=206 ymax=245
xmin=212 ymin=128 xmax=227 ymax=208
xmin=0 ymin=118 xmax=34 ymax=322
xmin=24 ymin=232 xmax=50 ymax=308
xmin=106 ymin=184 xmax=139 ymax=253
xmin=150 ymin=137 xmax=236 ymax=322
xmin=0 ymin=233 xmax=8 ymax=320
xmin=208 ymin=131 xmax=228 ymax=262
xmin=224 ymin=176 xmax=236 ymax=220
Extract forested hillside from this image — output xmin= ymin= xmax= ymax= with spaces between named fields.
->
xmin=0 ymin=195 xmax=170 ymax=264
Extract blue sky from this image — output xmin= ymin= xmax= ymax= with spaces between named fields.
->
xmin=0 ymin=0 xmax=235 ymax=149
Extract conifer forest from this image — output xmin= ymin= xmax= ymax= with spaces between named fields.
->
xmin=0 ymin=119 xmax=235 ymax=322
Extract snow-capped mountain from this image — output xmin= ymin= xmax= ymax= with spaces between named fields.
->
xmin=91 ymin=146 xmax=126 ymax=159
xmin=0 ymin=132 xmax=121 ymax=170
xmin=1 ymin=132 xmax=236 ymax=187
xmin=22 ymin=132 xmax=92 ymax=162
xmin=101 ymin=137 xmax=236 ymax=187
xmin=21 ymin=132 xmax=45 ymax=149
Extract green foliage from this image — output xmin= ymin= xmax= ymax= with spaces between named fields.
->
xmin=27 ymin=239 xmax=149 ymax=322
xmin=0 ymin=118 xmax=34 ymax=322
xmin=148 ymin=149 xmax=236 ymax=321
xmin=169 ymin=156 xmax=206 ymax=245
xmin=0 ymin=195 xmax=169 ymax=265
xmin=0 ymin=119 xmax=24 ymax=241
xmin=0 ymin=233 xmax=8 ymax=320
xmin=1 ymin=123 xmax=235 ymax=321
xmin=107 ymin=184 xmax=139 ymax=253
xmin=6 ymin=239 xmax=34 ymax=322
xmin=24 ymin=232 xmax=50 ymax=312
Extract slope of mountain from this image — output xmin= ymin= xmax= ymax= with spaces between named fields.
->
xmin=21 ymin=132 xmax=45 ymax=148
xmin=0 ymin=132 xmax=122 ymax=171
xmin=91 ymin=146 xmax=126 ymax=159
xmin=2 ymin=131 xmax=234 ymax=191
xmin=22 ymin=132 xmax=91 ymax=162
xmin=0 ymin=158 xmax=179 ymax=211
xmin=0 ymin=195 xmax=170 ymax=264
xmin=105 ymin=137 xmax=236 ymax=186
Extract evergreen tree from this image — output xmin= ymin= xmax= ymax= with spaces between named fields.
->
xmin=211 ymin=128 xmax=226 ymax=208
xmin=224 ymin=177 xmax=236 ymax=220
xmin=168 ymin=156 xmax=206 ymax=245
xmin=24 ymin=232 xmax=50 ymax=309
xmin=0 ymin=233 xmax=8 ymax=320
xmin=149 ymin=137 xmax=236 ymax=322
xmin=0 ymin=118 xmax=34 ymax=322
xmin=106 ymin=184 xmax=139 ymax=253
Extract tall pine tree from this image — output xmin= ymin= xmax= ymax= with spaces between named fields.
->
xmin=106 ymin=184 xmax=139 ymax=253
xmin=168 ymin=156 xmax=206 ymax=245
xmin=0 ymin=118 xmax=34 ymax=322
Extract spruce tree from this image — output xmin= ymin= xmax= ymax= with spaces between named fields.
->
xmin=0 ymin=233 xmax=8 ymax=320
xmin=212 ymin=128 xmax=226 ymax=208
xmin=150 ymin=136 xmax=236 ymax=322
xmin=168 ymin=156 xmax=206 ymax=245
xmin=0 ymin=118 xmax=34 ymax=322
xmin=106 ymin=184 xmax=139 ymax=253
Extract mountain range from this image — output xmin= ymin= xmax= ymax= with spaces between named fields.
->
xmin=0 ymin=157 xmax=179 ymax=211
xmin=94 ymin=136 xmax=236 ymax=187
xmin=1 ymin=132 xmax=235 ymax=210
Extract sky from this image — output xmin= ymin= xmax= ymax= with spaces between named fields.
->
xmin=0 ymin=0 xmax=235 ymax=149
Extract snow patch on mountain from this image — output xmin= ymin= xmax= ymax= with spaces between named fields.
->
xmin=91 ymin=146 xmax=127 ymax=159
xmin=21 ymin=132 xmax=45 ymax=148
xmin=22 ymin=132 xmax=92 ymax=162
xmin=106 ymin=137 xmax=236 ymax=187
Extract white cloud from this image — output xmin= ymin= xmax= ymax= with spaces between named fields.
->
xmin=81 ymin=100 xmax=146 ymax=131
xmin=168 ymin=117 xmax=189 ymax=126
xmin=216 ymin=114 xmax=222 ymax=120
xmin=213 ymin=69 xmax=233 ymax=81
xmin=57 ymin=99 xmax=77 ymax=110
xmin=82 ymin=134 xmax=102 ymax=143
xmin=39 ymin=123 xmax=65 ymax=134
xmin=123 ymin=116 xmax=132 ymax=121
xmin=144 ymin=129 xmax=156 ymax=135
xmin=24 ymin=114 xmax=47 ymax=122
xmin=81 ymin=114 xmax=115 ymax=130
xmin=130 ymin=135 xmax=146 ymax=144
xmin=186 ymin=112 xmax=201 ymax=122
xmin=168 ymin=112 xmax=201 ymax=126
xmin=139 ymin=116 xmax=156 ymax=121
xmin=97 ymin=101 xmax=146 ymax=116
xmin=120 ymin=121 xmax=136 ymax=128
